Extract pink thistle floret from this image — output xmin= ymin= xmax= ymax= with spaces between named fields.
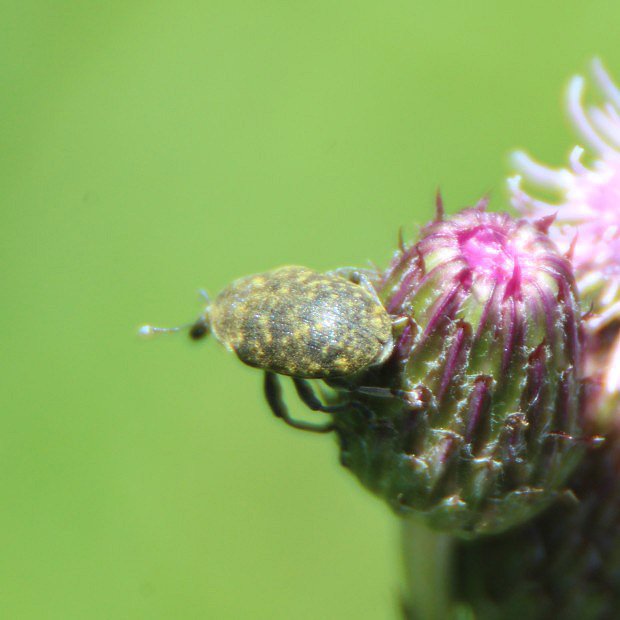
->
xmin=509 ymin=59 xmax=620 ymax=334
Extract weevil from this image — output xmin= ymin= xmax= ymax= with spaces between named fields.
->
xmin=140 ymin=265 xmax=403 ymax=432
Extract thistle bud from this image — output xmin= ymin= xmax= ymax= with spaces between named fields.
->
xmin=333 ymin=205 xmax=586 ymax=537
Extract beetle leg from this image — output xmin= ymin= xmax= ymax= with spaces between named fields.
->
xmin=292 ymin=377 xmax=355 ymax=414
xmin=327 ymin=266 xmax=367 ymax=280
xmin=354 ymin=273 xmax=386 ymax=308
xmin=329 ymin=378 xmax=425 ymax=410
xmin=263 ymin=372 xmax=334 ymax=433
xmin=329 ymin=268 xmax=386 ymax=306
xmin=354 ymin=385 xmax=426 ymax=409
xmin=292 ymin=377 xmax=382 ymax=423
xmin=328 ymin=266 xmax=381 ymax=289
xmin=391 ymin=315 xmax=410 ymax=330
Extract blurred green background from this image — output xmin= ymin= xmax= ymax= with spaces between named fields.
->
xmin=3 ymin=1 xmax=619 ymax=618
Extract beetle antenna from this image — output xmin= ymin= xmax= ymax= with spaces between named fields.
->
xmin=139 ymin=289 xmax=212 ymax=340
xmin=138 ymin=322 xmax=193 ymax=337
xmin=138 ymin=316 xmax=210 ymax=341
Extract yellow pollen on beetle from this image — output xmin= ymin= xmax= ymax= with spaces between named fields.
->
xmin=334 ymin=358 xmax=350 ymax=370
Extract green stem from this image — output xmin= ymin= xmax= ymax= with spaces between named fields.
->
xmin=400 ymin=519 xmax=460 ymax=620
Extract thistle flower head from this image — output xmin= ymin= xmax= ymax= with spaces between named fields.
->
xmin=333 ymin=204 xmax=586 ymax=537
xmin=509 ymin=59 xmax=620 ymax=333
xmin=508 ymin=60 xmax=620 ymax=426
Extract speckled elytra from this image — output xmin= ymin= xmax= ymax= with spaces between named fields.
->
xmin=140 ymin=265 xmax=400 ymax=432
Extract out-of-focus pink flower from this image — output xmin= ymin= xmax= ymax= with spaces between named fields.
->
xmin=508 ymin=60 xmax=620 ymax=408
xmin=509 ymin=59 xmax=620 ymax=335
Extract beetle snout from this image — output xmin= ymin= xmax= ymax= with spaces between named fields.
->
xmin=189 ymin=318 xmax=210 ymax=341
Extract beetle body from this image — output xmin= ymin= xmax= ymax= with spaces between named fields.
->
xmin=140 ymin=264 xmax=398 ymax=432
xmin=208 ymin=265 xmax=393 ymax=378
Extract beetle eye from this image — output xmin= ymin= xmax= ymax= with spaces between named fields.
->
xmin=189 ymin=320 xmax=210 ymax=341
